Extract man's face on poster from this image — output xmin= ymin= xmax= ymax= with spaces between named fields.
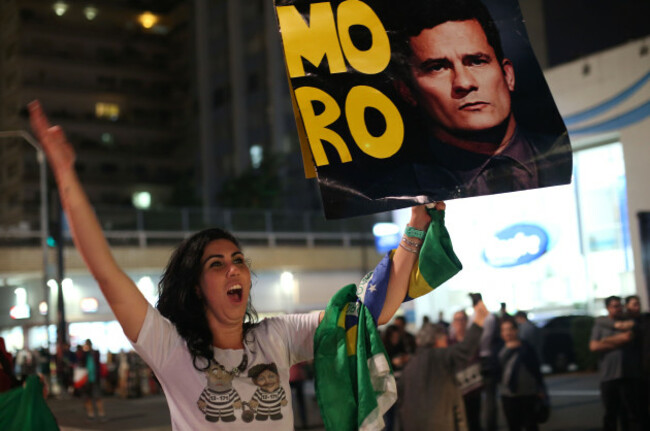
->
xmin=406 ymin=19 xmax=515 ymax=135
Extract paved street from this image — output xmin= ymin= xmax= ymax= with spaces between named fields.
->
xmin=541 ymin=372 xmax=601 ymax=431
xmin=48 ymin=372 xmax=603 ymax=430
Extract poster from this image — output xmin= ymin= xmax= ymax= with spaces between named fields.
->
xmin=275 ymin=0 xmax=572 ymax=219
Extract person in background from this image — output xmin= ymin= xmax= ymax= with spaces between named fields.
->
xmin=624 ymin=295 xmax=642 ymax=318
xmin=77 ymin=339 xmax=106 ymax=421
xmin=289 ymin=361 xmax=310 ymax=429
xmin=394 ymin=315 xmax=417 ymax=356
xmin=38 ymin=345 xmax=52 ymax=394
xmin=14 ymin=347 xmax=38 ymax=384
xmin=105 ymin=352 xmax=119 ymax=395
xmin=514 ymin=311 xmax=541 ymax=362
xmin=590 ymin=295 xmax=644 ymax=431
xmin=56 ymin=341 xmax=76 ymax=397
xmin=498 ymin=317 xmax=546 ymax=431
xmin=438 ymin=310 xmax=451 ymax=331
xmin=498 ymin=303 xmax=510 ymax=320
xmin=398 ymin=300 xmax=488 ymax=430
xmin=624 ymin=295 xmax=650 ymax=426
xmin=0 ymin=337 xmax=18 ymax=393
xmin=116 ymin=350 xmax=129 ymax=398
xmin=450 ymin=310 xmax=482 ymax=431
xmin=478 ymin=308 xmax=502 ymax=431
xmin=383 ymin=324 xmax=407 ymax=431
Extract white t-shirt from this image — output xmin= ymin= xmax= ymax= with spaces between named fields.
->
xmin=131 ymin=304 xmax=320 ymax=430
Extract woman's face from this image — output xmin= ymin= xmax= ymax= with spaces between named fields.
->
xmin=500 ymin=321 xmax=518 ymax=343
xmin=198 ymin=239 xmax=251 ymax=328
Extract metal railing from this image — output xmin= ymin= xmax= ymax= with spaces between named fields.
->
xmin=0 ymin=206 xmax=388 ymax=248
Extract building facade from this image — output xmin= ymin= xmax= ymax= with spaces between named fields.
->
xmin=0 ymin=0 xmax=193 ymax=228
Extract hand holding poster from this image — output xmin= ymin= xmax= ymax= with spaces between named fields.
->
xmin=275 ymin=0 xmax=572 ymax=219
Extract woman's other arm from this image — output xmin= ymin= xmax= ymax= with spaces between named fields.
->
xmin=29 ymin=101 xmax=148 ymax=342
xmin=377 ymin=203 xmax=441 ymax=325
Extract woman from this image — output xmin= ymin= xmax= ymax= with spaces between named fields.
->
xmin=498 ymin=318 xmax=547 ymax=431
xmin=28 ymin=101 xmax=441 ymax=430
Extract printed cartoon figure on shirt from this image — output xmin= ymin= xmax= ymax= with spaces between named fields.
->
xmin=197 ymin=361 xmax=242 ymax=423
xmin=248 ymin=363 xmax=287 ymax=421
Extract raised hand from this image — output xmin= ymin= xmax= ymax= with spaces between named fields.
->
xmin=473 ymin=300 xmax=489 ymax=327
xmin=28 ymin=100 xmax=75 ymax=178
xmin=409 ymin=201 xmax=445 ymax=231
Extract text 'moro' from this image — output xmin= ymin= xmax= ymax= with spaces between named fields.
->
xmin=275 ymin=0 xmax=573 ymax=219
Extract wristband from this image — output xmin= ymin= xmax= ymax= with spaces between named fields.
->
xmin=399 ymin=242 xmax=419 ymax=254
xmin=402 ymin=235 xmax=422 ymax=248
xmin=404 ymin=225 xmax=426 ymax=240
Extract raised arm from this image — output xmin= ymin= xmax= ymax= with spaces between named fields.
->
xmin=445 ymin=300 xmax=488 ymax=367
xmin=376 ymin=203 xmax=440 ymax=325
xmin=29 ymin=101 xmax=148 ymax=342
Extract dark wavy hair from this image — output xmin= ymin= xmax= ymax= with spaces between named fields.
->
xmin=156 ymin=228 xmax=259 ymax=372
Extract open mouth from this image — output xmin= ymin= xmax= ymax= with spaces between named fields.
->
xmin=227 ymin=284 xmax=243 ymax=301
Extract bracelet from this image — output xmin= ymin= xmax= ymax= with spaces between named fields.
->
xmin=401 ymin=235 xmax=422 ymax=248
xmin=404 ymin=225 xmax=426 ymax=240
xmin=399 ymin=242 xmax=419 ymax=254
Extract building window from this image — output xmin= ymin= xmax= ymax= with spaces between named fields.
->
xmin=250 ymin=145 xmax=263 ymax=169
xmin=100 ymin=163 xmax=118 ymax=174
xmin=97 ymin=76 xmax=116 ymax=90
xmin=213 ymin=87 xmax=228 ymax=108
xmin=574 ymin=142 xmax=633 ymax=298
xmin=247 ymin=73 xmax=259 ymax=92
xmin=95 ymin=103 xmax=119 ymax=121
xmin=100 ymin=133 xmax=115 ymax=147
xmin=122 ymin=79 xmax=143 ymax=91
xmin=132 ymin=191 xmax=151 ymax=210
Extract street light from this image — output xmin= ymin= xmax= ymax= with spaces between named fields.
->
xmin=0 ymin=130 xmax=51 ymax=347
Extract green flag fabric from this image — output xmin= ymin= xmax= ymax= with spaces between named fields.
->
xmin=0 ymin=375 xmax=60 ymax=431
xmin=314 ymin=284 xmax=396 ymax=431
xmin=314 ymin=208 xmax=462 ymax=430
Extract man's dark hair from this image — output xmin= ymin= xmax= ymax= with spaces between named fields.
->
xmin=625 ymin=295 xmax=640 ymax=305
xmin=514 ymin=311 xmax=527 ymax=320
xmin=604 ymin=295 xmax=622 ymax=308
xmin=500 ymin=316 xmax=518 ymax=330
xmin=388 ymin=0 xmax=505 ymax=83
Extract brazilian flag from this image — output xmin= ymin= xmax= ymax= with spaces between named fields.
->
xmin=314 ymin=209 xmax=462 ymax=430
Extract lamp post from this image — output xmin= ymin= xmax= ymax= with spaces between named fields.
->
xmin=0 ymin=130 xmax=51 ymax=347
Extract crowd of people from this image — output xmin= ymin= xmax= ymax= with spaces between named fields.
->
xmin=4 ymin=294 xmax=649 ymax=430
xmin=381 ymin=300 xmax=548 ymax=431
xmin=378 ymin=294 xmax=650 ymax=431
xmin=0 ymin=337 xmax=162 ymax=421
